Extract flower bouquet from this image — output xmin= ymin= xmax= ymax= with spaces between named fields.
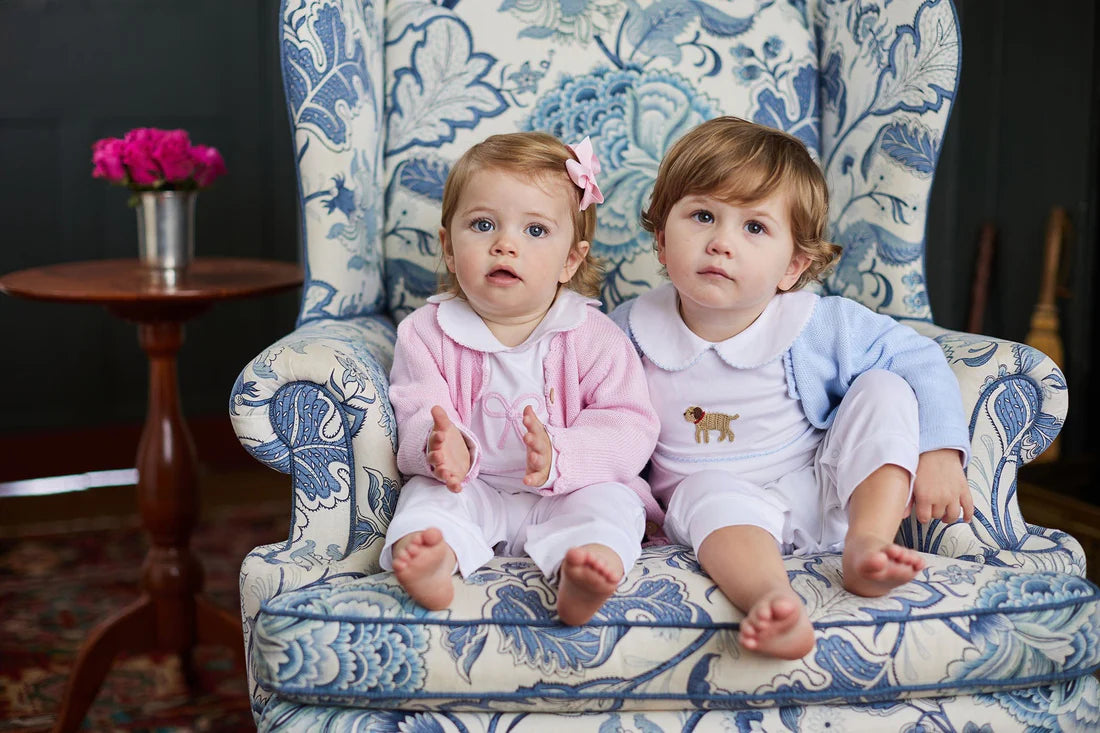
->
xmin=92 ymin=127 xmax=227 ymax=204
xmin=92 ymin=128 xmax=227 ymax=276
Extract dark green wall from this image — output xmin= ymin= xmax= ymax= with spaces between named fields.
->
xmin=1 ymin=1 xmax=1096 ymax=466
xmin=926 ymin=0 xmax=1098 ymax=460
xmin=0 ymin=1 xmax=300 ymax=439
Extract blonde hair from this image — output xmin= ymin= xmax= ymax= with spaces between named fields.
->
xmin=642 ymin=116 xmax=841 ymax=290
xmin=439 ymin=131 xmax=603 ymax=298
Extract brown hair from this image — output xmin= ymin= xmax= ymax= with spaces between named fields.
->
xmin=438 ymin=131 xmax=603 ymax=298
xmin=642 ymin=116 xmax=840 ymax=290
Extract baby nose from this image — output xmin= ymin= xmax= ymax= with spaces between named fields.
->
xmin=706 ymin=236 xmax=733 ymax=257
xmin=491 ymin=234 xmax=518 ymax=256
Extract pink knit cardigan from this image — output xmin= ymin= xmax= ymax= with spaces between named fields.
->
xmin=388 ymin=301 xmax=663 ymax=522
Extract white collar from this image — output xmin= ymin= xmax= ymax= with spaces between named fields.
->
xmin=429 ymin=289 xmax=600 ymax=353
xmin=629 ymin=282 xmax=818 ymax=371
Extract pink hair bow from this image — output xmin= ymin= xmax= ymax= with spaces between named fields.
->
xmin=566 ymin=136 xmax=604 ymax=211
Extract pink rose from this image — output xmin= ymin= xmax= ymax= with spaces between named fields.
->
xmin=125 ymin=127 xmax=164 ymax=147
xmin=152 ymin=129 xmax=194 ymax=183
xmin=91 ymin=127 xmax=227 ymax=192
xmin=91 ymin=137 xmax=128 ymax=183
xmin=122 ymin=127 xmax=163 ymax=186
xmin=191 ymin=145 xmax=227 ymax=188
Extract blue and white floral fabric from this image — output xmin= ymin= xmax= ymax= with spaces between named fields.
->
xmin=230 ymin=0 xmax=1099 ymax=729
xmin=381 ymin=0 xmax=820 ymax=318
xmin=251 ymin=550 xmax=1100 ymax=714
xmin=288 ymin=0 xmax=955 ymax=323
xmin=282 ymin=0 xmax=387 ymax=321
xmin=256 ymin=685 xmax=1100 ymax=733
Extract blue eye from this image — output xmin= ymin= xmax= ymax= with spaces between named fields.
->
xmin=525 ymin=224 xmax=547 ymax=238
xmin=473 ymin=219 xmax=494 ymax=232
xmin=691 ymin=210 xmax=714 ymax=224
xmin=745 ymin=220 xmax=766 ymax=235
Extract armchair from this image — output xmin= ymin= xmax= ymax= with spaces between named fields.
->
xmin=230 ymin=0 xmax=1100 ymax=729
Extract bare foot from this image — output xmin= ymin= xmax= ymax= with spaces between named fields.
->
xmin=842 ymin=533 xmax=924 ymax=597
xmin=557 ymin=545 xmax=623 ymax=626
xmin=391 ymin=528 xmax=456 ymax=610
xmin=738 ymin=590 xmax=815 ymax=659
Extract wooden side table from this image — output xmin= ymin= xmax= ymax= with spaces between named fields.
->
xmin=0 ymin=258 xmax=303 ymax=733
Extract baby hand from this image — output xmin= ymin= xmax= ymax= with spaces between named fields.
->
xmin=521 ymin=406 xmax=553 ymax=488
xmin=911 ymin=448 xmax=974 ymax=524
xmin=428 ymin=405 xmax=471 ymax=493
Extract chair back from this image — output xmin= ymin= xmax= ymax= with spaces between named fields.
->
xmin=280 ymin=0 xmax=959 ymax=324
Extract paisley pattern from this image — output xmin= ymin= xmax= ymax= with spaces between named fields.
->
xmin=227 ymin=0 xmax=1098 ymax=729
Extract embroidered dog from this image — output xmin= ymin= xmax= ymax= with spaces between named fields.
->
xmin=684 ymin=406 xmax=739 ymax=444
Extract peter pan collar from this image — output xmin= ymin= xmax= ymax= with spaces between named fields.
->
xmin=429 ymin=288 xmax=600 ymax=353
xmin=629 ymin=282 xmax=818 ymax=371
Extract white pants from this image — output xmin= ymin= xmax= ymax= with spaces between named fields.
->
xmin=380 ymin=476 xmax=646 ymax=582
xmin=663 ymin=370 xmax=920 ymax=556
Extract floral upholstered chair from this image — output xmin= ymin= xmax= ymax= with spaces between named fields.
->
xmin=229 ymin=0 xmax=1100 ymax=729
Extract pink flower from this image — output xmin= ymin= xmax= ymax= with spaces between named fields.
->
xmin=122 ymin=128 xmax=163 ymax=186
xmin=91 ymin=127 xmax=227 ymax=193
xmin=191 ymin=145 xmax=227 ymax=188
xmin=91 ymin=137 xmax=128 ymax=183
xmin=152 ymin=129 xmax=194 ymax=183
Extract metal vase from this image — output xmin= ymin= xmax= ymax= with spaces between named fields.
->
xmin=135 ymin=190 xmax=196 ymax=283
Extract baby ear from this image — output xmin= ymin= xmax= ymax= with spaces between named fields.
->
xmin=656 ymin=230 xmax=667 ymax=265
xmin=560 ymin=239 xmax=591 ymax=283
xmin=778 ymin=250 xmax=812 ymax=291
xmin=439 ymin=227 xmax=456 ymax=273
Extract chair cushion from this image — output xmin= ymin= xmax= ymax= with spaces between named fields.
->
xmin=380 ymin=0 xmax=818 ymax=319
xmin=252 ymin=546 xmax=1100 ymax=711
xmin=256 ymin=678 xmax=1100 ymax=733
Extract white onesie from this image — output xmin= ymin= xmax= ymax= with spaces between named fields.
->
xmin=630 ymin=285 xmax=919 ymax=555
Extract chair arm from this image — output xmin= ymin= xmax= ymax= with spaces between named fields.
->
xmin=230 ymin=315 xmax=402 ymax=709
xmin=230 ymin=315 xmax=400 ymax=577
xmin=898 ymin=323 xmax=1083 ymax=576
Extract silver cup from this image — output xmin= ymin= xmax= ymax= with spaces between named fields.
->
xmin=135 ymin=190 xmax=196 ymax=286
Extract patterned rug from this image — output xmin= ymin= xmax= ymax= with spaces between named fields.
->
xmin=0 ymin=499 xmax=289 ymax=732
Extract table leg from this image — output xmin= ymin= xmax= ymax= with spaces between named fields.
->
xmin=51 ymin=597 xmax=156 ymax=732
xmin=50 ymin=321 xmax=243 ymax=732
xmin=196 ymin=594 xmax=247 ymax=664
